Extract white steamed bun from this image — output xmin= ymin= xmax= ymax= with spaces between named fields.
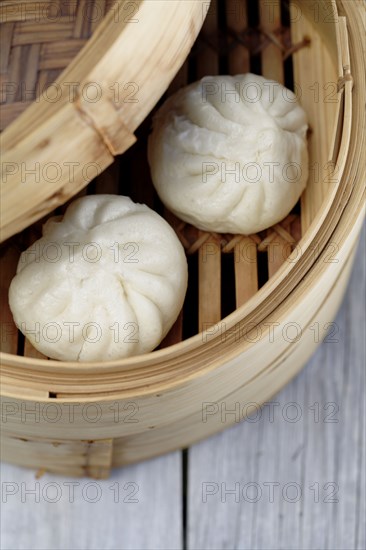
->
xmin=148 ymin=73 xmax=308 ymax=234
xmin=9 ymin=195 xmax=188 ymax=362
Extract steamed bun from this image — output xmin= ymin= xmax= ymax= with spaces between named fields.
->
xmin=9 ymin=195 xmax=188 ymax=362
xmin=148 ymin=73 xmax=309 ymax=234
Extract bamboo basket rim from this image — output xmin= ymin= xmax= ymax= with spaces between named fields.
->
xmin=1 ymin=0 xmax=365 ymax=393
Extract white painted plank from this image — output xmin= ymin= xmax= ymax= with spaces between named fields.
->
xmin=1 ymin=452 xmax=182 ymax=550
xmin=188 ymin=224 xmax=365 ymax=550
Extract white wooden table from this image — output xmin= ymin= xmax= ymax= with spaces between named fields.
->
xmin=1 ymin=225 xmax=365 ymax=550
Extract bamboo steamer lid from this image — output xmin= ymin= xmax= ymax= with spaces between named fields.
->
xmin=0 ymin=0 xmax=208 ymax=242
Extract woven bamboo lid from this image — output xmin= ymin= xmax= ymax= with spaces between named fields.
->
xmin=0 ymin=0 xmax=208 ymax=242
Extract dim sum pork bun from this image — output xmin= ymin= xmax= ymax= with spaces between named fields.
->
xmin=148 ymin=73 xmax=309 ymax=234
xmin=9 ymin=195 xmax=188 ymax=362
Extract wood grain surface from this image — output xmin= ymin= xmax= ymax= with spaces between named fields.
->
xmin=1 ymin=224 xmax=364 ymax=550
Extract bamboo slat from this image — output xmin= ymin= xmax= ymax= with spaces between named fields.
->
xmin=13 ymin=20 xmax=75 ymax=46
xmin=20 ymin=228 xmax=50 ymax=360
xmin=259 ymin=1 xmax=294 ymax=277
xmin=234 ymin=237 xmax=258 ymax=307
xmin=198 ymin=235 xmax=221 ymax=332
xmin=226 ymin=0 xmax=250 ymax=74
xmin=195 ymin=0 xmax=222 ymax=332
xmin=0 ymin=245 xmax=19 ymax=355
xmin=39 ymin=40 xmax=87 ymax=69
xmin=260 ymin=0 xmax=284 ymax=83
xmin=196 ymin=0 xmax=219 ymax=77
xmin=0 ymin=22 xmax=14 ymax=72
xmin=226 ymin=0 xmax=259 ymax=306
xmin=267 ymin=236 xmax=291 ymax=278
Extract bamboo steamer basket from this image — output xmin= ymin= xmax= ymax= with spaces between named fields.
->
xmin=0 ymin=0 xmax=365 ymax=478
